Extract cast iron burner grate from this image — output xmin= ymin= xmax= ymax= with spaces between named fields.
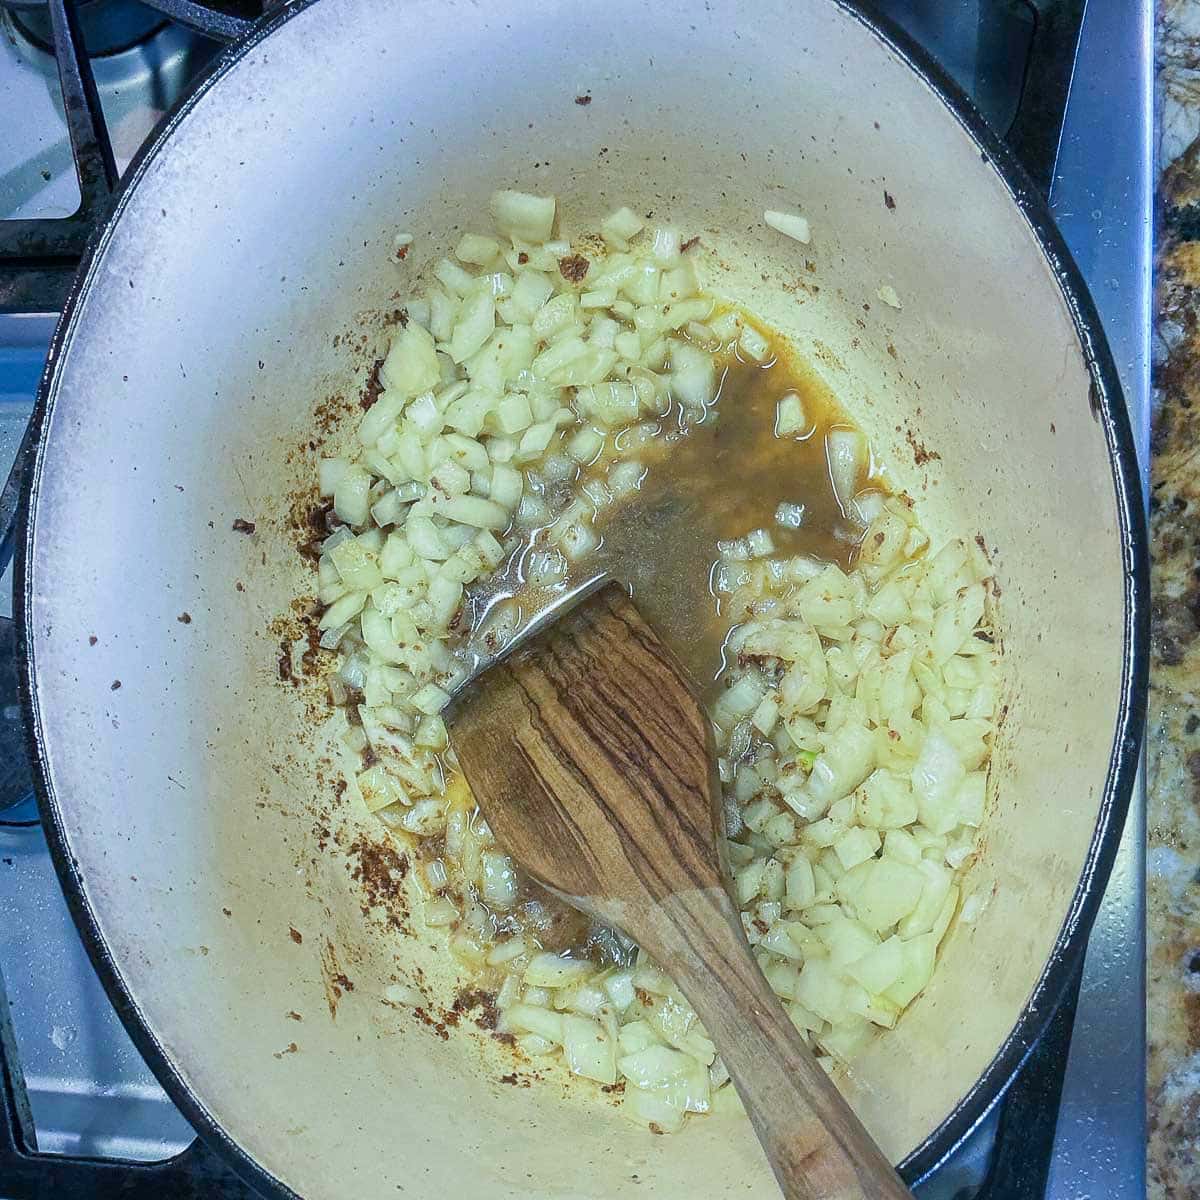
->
xmin=0 ymin=0 xmax=268 ymax=313
xmin=0 ymin=2 xmax=1099 ymax=1198
xmin=0 ymin=0 xmax=1082 ymax=315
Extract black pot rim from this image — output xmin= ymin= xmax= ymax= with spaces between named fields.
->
xmin=16 ymin=1 xmax=1149 ymax=1196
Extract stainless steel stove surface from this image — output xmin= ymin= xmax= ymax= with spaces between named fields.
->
xmin=0 ymin=2 xmax=1152 ymax=1198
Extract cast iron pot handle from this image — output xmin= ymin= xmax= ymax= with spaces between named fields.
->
xmin=1002 ymin=0 xmax=1086 ymax=196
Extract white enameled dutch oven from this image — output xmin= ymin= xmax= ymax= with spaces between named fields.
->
xmin=16 ymin=1 xmax=1147 ymax=1196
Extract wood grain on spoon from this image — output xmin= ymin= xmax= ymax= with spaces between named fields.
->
xmin=449 ymin=582 xmax=913 ymax=1200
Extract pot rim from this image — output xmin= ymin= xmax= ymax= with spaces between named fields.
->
xmin=15 ymin=1 xmax=1149 ymax=1194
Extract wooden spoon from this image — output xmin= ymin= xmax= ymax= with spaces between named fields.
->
xmin=448 ymin=580 xmax=913 ymax=1200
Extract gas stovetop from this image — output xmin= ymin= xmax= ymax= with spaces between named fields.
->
xmin=0 ymin=2 xmax=1151 ymax=1198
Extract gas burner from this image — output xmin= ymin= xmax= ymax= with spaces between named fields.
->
xmin=3 ymin=0 xmax=268 ymax=48
xmin=0 ymin=0 xmax=268 ymax=313
xmin=2 ymin=0 xmax=167 ymax=57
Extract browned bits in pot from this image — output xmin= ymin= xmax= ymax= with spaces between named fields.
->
xmin=231 ymin=517 xmax=256 ymax=534
xmin=574 ymin=93 xmax=592 ymax=106
xmin=451 ymin=987 xmax=501 ymax=1031
xmin=884 ymin=189 xmax=896 ymax=210
xmin=360 ymin=358 xmax=385 ymax=411
xmin=278 ymin=642 xmax=293 ymax=682
xmin=412 ymin=1006 xmax=450 ymax=1040
xmin=297 ymin=500 xmax=337 ymax=562
xmin=905 ymin=428 xmax=940 ymax=467
xmin=288 ymin=926 xmax=303 ymax=944
xmin=680 ymin=235 xmax=700 ymax=253
xmin=517 ymin=252 xmax=529 ymax=265
xmin=177 ymin=612 xmax=192 ymax=624
xmin=348 ymin=835 xmax=412 ymax=932
xmin=558 ymin=254 xmax=590 ymax=283
xmin=110 ymin=680 xmax=121 ymax=691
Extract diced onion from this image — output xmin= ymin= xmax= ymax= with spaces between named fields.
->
xmin=764 ymin=209 xmax=811 ymax=244
xmin=825 ymin=428 xmax=867 ymax=520
xmin=310 ymin=192 xmax=997 ymax=1135
xmin=455 ymin=233 xmax=500 ymax=265
xmin=381 ymin=323 xmax=441 ymax=397
xmin=600 ymin=205 xmax=644 ymax=247
xmin=775 ymin=391 xmax=807 ymax=438
xmin=489 ymin=190 xmax=556 ymax=243
xmin=775 ymin=501 xmax=806 ymax=529
xmin=524 ymin=953 xmax=595 ymax=989
xmin=876 ymin=284 xmax=902 ymax=310
xmin=738 ymin=323 xmax=771 ymax=362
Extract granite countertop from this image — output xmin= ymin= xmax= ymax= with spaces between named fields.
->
xmin=1150 ymin=4 xmax=1200 ymax=1195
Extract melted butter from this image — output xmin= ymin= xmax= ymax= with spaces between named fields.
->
xmin=469 ymin=325 xmax=880 ymax=703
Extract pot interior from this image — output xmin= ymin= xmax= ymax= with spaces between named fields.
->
xmin=23 ymin=0 xmax=1130 ymax=1196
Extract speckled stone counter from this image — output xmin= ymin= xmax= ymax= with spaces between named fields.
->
xmin=1149 ymin=5 xmax=1200 ymax=1195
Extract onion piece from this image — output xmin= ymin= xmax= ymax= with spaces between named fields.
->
xmin=381 ymin=322 xmax=441 ymax=397
xmin=489 ymin=189 xmax=556 ymax=243
xmin=600 ymin=206 xmax=644 ymax=248
xmin=825 ymin=428 xmax=867 ymax=521
xmin=774 ymin=391 xmax=807 ymax=438
xmin=876 ymin=284 xmax=902 ymax=310
xmin=524 ymin=954 xmax=595 ymax=989
xmin=775 ymin=501 xmax=806 ymax=529
xmin=764 ymin=209 xmax=811 ymax=244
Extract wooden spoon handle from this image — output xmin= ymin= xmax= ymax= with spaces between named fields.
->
xmin=647 ymin=887 xmax=913 ymax=1200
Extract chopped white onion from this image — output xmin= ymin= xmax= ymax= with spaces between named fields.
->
xmin=876 ymin=284 xmax=902 ymax=310
xmin=310 ymin=193 xmax=997 ymax=1135
xmin=775 ymin=501 xmax=806 ymax=529
xmin=774 ymin=392 xmax=807 ymax=438
xmin=825 ymin=428 xmax=867 ymax=520
xmin=764 ymin=209 xmax=811 ymax=244
xmin=489 ymin=190 xmax=556 ymax=243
